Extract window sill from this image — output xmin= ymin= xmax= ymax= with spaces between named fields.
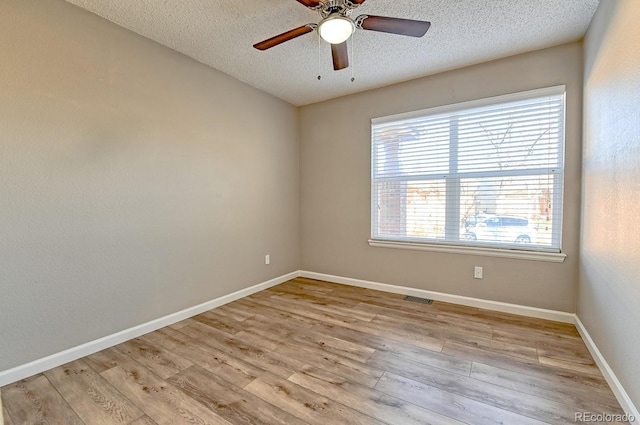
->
xmin=368 ymin=239 xmax=566 ymax=263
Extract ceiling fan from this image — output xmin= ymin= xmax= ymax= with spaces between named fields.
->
xmin=253 ymin=0 xmax=431 ymax=71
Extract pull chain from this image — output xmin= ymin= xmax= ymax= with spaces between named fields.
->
xmin=350 ymin=30 xmax=355 ymax=83
xmin=317 ymin=34 xmax=322 ymax=80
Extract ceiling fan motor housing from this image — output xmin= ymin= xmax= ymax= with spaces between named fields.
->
xmin=319 ymin=0 xmax=356 ymax=18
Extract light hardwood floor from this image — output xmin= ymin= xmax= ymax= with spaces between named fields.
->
xmin=1 ymin=278 xmax=628 ymax=424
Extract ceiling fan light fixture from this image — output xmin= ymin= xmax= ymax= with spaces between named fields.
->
xmin=318 ymin=14 xmax=355 ymax=44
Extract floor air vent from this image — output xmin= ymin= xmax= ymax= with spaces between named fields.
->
xmin=403 ymin=295 xmax=433 ymax=304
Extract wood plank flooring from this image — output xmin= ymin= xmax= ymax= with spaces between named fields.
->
xmin=1 ymin=278 xmax=628 ymax=424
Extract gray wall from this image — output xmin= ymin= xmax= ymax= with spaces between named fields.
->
xmin=300 ymin=43 xmax=583 ymax=312
xmin=580 ymin=0 xmax=640 ymax=409
xmin=0 ymin=0 xmax=300 ymax=371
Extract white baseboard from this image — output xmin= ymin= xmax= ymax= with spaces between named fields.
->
xmin=0 ymin=271 xmax=298 ymax=387
xmin=575 ymin=316 xmax=639 ymax=424
xmin=300 ymin=271 xmax=575 ymax=323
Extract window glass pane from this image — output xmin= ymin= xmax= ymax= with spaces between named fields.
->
xmin=457 ymin=98 xmax=562 ymax=174
xmin=459 ymin=175 xmax=559 ymax=247
xmin=375 ymin=180 xmax=446 ymax=240
xmin=372 ymin=119 xmax=450 ymax=178
xmin=406 ymin=180 xmax=447 ymax=240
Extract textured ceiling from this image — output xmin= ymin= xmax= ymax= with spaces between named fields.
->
xmin=64 ymin=0 xmax=599 ymax=106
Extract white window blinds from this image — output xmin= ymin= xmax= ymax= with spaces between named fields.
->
xmin=371 ymin=86 xmax=565 ymax=252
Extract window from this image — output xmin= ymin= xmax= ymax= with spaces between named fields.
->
xmin=371 ymin=86 xmax=565 ymax=253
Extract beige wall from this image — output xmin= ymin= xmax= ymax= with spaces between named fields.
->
xmin=581 ymin=0 xmax=640 ymax=410
xmin=0 ymin=0 xmax=299 ymax=372
xmin=300 ymin=43 xmax=583 ymax=312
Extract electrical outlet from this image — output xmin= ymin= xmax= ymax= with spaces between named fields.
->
xmin=265 ymin=254 xmax=270 ymax=265
xmin=474 ymin=266 xmax=483 ymax=279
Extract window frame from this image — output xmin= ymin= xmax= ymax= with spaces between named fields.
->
xmin=369 ymin=86 xmax=567 ymax=262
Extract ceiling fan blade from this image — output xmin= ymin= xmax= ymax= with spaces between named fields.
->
xmin=253 ymin=25 xmax=314 ymax=50
xmin=345 ymin=0 xmax=367 ymax=5
xmin=358 ymin=15 xmax=431 ymax=37
xmin=331 ymin=42 xmax=349 ymax=70
xmin=295 ymin=0 xmax=321 ymax=8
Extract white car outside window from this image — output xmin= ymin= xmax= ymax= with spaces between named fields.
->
xmin=464 ymin=215 xmax=538 ymax=245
